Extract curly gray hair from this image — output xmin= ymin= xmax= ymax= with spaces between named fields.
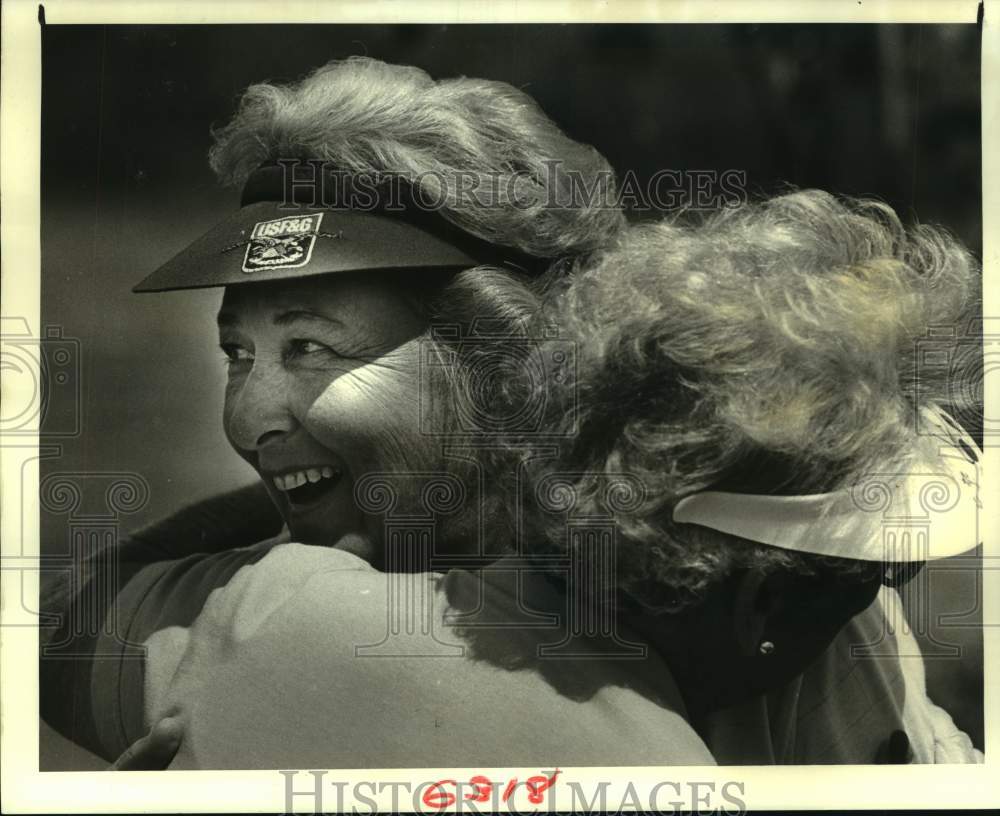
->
xmin=508 ymin=190 xmax=980 ymax=607
xmin=208 ymin=56 xmax=624 ymax=259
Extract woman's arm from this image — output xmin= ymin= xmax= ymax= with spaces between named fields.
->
xmin=106 ymin=481 xmax=282 ymax=564
xmin=878 ymin=587 xmax=983 ymax=763
xmin=42 ymin=482 xmax=281 ymax=618
xmin=40 ymin=481 xmax=283 ymax=758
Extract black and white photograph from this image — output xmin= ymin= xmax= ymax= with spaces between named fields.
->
xmin=1 ymin=0 xmax=996 ymax=813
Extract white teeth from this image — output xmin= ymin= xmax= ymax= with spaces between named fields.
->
xmin=272 ymin=467 xmax=340 ymax=492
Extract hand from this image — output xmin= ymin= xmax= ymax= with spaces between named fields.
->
xmin=874 ymin=729 xmax=913 ymax=763
xmin=107 ymin=717 xmax=182 ymax=770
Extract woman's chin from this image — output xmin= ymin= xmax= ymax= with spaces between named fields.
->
xmin=329 ymin=532 xmax=376 ymax=562
xmin=289 ymin=525 xmax=376 ymax=563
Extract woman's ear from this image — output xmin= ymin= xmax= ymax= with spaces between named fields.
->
xmin=731 ymin=569 xmax=787 ymax=657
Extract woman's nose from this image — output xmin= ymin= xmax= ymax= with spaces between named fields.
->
xmin=224 ymin=362 xmax=298 ymax=452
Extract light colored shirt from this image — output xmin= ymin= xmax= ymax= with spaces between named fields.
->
xmin=90 ymin=540 xmax=980 ymax=767
xmin=96 ymin=542 xmax=714 ymax=768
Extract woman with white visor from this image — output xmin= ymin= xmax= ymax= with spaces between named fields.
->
xmin=504 ymin=192 xmax=984 ymax=763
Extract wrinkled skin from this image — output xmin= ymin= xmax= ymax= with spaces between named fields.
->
xmin=217 ymin=273 xmax=466 ymax=567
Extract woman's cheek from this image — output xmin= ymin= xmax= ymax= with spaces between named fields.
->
xmin=304 ymin=369 xmax=430 ymax=472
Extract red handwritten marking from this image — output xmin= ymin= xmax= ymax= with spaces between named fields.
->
xmin=501 ymin=778 xmax=517 ymax=803
xmin=421 ymin=770 xmax=561 ymax=810
xmin=526 ymin=769 xmax=561 ymax=804
xmin=422 ymin=779 xmax=458 ymax=809
xmin=466 ymin=776 xmax=492 ymax=803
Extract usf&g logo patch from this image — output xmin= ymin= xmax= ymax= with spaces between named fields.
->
xmin=243 ymin=213 xmax=323 ymax=273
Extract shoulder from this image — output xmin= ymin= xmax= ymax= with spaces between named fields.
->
xmin=167 ymin=542 xmax=386 ymax=657
xmin=156 ymin=549 xmax=714 ymax=768
xmin=139 ymin=543 xmax=379 ymax=738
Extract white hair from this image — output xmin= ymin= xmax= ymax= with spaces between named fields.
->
xmin=209 ymin=56 xmax=625 ymax=258
xmin=510 ymin=190 xmax=980 ymax=605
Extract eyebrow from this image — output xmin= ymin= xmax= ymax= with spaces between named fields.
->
xmin=271 ymin=309 xmax=340 ymax=328
xmin=215 ymin=308 xmax=343 ymax=329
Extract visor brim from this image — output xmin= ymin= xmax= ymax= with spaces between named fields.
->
xmin=133 ymin=201 xmax=488 ymax=293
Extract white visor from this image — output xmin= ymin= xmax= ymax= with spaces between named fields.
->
xmin=672 ymin=405 xmax=983 ymax=562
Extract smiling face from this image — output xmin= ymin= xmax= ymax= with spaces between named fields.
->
xmin=218 ymin=273 xmax=446 ymax=564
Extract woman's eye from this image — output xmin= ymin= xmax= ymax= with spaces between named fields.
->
xmin=287 ymin=339 xmax=332 ymax=360
xmin=220 ymin=343 xmax=254 ymax=366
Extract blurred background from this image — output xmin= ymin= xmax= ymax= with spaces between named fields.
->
xmin=39 ymin=23 xmax=982 ymax=767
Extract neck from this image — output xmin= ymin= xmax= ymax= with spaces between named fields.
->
xmin=623 ymin=569 xmax=884 ymax=719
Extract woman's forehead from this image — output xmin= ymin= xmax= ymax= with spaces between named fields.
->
xmin=216 ymin=274 xmax=422 ymax=328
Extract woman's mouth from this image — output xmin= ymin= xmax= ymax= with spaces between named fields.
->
xmin=271 ymin=466 xmax=342 ymax=509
